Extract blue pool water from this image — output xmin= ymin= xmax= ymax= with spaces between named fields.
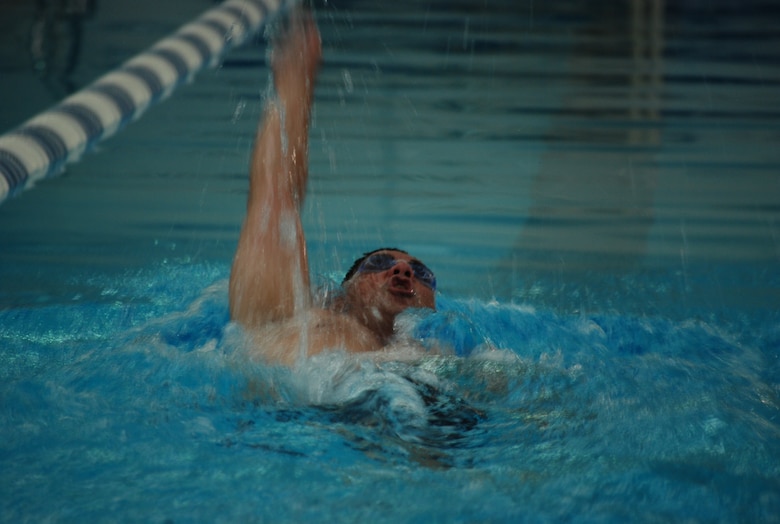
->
xmin=2 ymin=0 xmax=779 ymax=521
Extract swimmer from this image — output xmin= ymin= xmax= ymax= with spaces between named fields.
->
xmin=228 ymin=6 xmax=436 ymax=365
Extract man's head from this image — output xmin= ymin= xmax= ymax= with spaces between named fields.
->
xmin=341 ymin=248 xmax=436 ymax=324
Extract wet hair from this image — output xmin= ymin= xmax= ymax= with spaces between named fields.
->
xmin=342 ymin=247 xmax=408 ymax=285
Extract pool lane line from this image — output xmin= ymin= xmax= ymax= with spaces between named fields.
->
xmin=0 ymin=0 xmax=283 ymax=205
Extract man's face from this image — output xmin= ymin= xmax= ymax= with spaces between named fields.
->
xmin=343 ymin=250 xmax=436 ymax=319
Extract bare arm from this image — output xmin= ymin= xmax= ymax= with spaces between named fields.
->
xmin=229 ymin=9 xmax=322 ymax=329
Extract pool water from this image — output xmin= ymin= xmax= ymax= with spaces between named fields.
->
xmin=1 ymin=0 xmax=779 ymax=521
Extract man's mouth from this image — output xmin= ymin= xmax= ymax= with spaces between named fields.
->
xmin=388 ymin=287 xmax=415 ymax=298
xmin=387 ymin=277 xmax=415 ymax=298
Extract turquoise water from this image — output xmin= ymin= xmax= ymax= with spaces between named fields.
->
xmin=2 ymin=0 xmax=779 ymax=521
xmin=2 ymin=265 xmax=778 ymax=521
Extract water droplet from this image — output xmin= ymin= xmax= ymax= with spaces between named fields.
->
xmin=342 ymin=69 xmax=353 ymax=94
xmin=231 ymin=98 xmax=247 ymax=123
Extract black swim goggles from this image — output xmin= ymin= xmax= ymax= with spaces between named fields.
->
xmin=356 ymin=253 xmax=437 ymax=290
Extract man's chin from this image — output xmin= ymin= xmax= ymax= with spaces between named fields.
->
xmin=381 ymin=290 xmax=416 ymax=314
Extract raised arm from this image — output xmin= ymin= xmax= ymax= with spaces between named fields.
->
xmin=229 ymin=8 xmax=322 ymax=329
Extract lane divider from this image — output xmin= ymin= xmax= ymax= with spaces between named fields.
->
xmin=0 ymin=0 xmax=281 ymax=204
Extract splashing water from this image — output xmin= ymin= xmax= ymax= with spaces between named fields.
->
xmin=1 ymin=263 xmax=777 ymax=521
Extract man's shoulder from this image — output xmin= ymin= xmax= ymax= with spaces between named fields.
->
xmin=306 ymin=308 xmax=383 ymax=353
xmin=246 ymin=307 xmax=382 ymax=364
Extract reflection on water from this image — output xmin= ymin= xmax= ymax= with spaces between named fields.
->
xmin=508 ymin=0 xmax=665 ymax=281
xmin=30 ymin=0 xmax=97 ymax=96
xmin=0 ymin=0 xmax=778 ymax=311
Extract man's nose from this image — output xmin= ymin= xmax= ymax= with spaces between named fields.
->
xmin=390 ymin=260 xmax=413 ymax=279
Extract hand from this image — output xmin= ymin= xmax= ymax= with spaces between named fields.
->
xmin=271 ymin=6 xmax=322 ymax=107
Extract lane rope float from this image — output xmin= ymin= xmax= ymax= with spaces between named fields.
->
xmin=0 ymin=0 xmax=282 ymax=204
